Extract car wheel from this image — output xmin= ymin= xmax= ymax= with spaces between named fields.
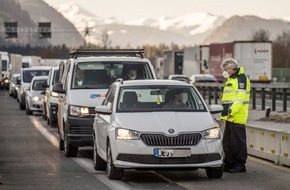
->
xmin=50 ymin=118 xmax=57 ymax=128
xmin=58 ymin=126 xmax=64 ymax=151
xmin=107 ymin=142 xmax=123 ymax=180
xmin=206 ymin=166 xmax=224 ymax=178
xmin=59 ymin=135 xmax=64 ymax=151
xmin=93 ymin=138 xmax=106 ymax=170
xmin=47 ymin=117 xmax=50 ymax=125
xmin=25 ymin=102 xmax=32 ymax=115
xmin=64 ymin=131 xmax=78 ymax=157
xmin=19 ymin=101 xmax=25 ymax=110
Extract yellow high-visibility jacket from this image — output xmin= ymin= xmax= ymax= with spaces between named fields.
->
xmin=220 ymin=67 xmax=251 ymax=124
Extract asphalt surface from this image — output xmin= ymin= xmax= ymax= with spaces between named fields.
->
xmin=0 ymin=90 xmax=110 ymax=190
xmin=1 ymin=89 xmax=290 ymax=190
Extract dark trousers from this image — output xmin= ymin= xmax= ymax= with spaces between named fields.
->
xmin=223 ymin=121 xmax=247 ymax=167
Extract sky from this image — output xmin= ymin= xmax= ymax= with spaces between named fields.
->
xmin=44 ymin=0 xmax=290 ymax=21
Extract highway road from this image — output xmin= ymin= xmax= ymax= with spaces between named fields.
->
xmin=1 ymin=89 xmax=290 ymax=190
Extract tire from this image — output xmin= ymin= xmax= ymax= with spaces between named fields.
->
xmin=64 ymin=131 xmax=78 ymax=157
xmin=107 ymin=142 xmax=123 ymax=180
xmin=59 ymin=135 xmax=64 ymax=151
xmin=93 ymin=137 xmax=106 ymax=170
xmin=25 ymin=102 xmax=32 ymax=115
xmin=58 ymin=125 xmax=64 ymax=151
xmin=47 ymin=117 xmax=50 ymax=125
xmin=206 ymin=166 xmax=224 ymax=179
xmin=20 ymin=100 xmax=25 ymax=110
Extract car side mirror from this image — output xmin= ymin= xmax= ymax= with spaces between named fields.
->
xmin=52 ymin=83 xmax=65 ymax=94
xmin=95 ymin=105 xmax=112 ymax=115
xmin=210 ymin=104 xmax=223 ymax=114
xmin=40 ymin=90 xmax=45 ymax=95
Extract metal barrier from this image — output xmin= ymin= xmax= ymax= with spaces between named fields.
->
xmin=195 ymin=82 xmax=290 ymax=112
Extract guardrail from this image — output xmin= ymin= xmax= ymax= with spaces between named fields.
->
xmin=194 ymin=82 xmax=290 ymax=112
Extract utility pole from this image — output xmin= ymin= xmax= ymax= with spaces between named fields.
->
xmin=84 ymin=24 xmax=90 ymax=47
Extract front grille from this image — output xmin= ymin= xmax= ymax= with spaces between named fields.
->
xmin=89 ymin=107 xmax=96 ymax=116
xmin=70 ymin=125 xmax=93 ymax=135
xmin=117 ymin=153 xmax=221 ymax=164
xmin=140 ymin=133 xmax=202 ymax=147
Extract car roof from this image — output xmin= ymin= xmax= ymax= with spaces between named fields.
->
xmin=191 ymin=74 xmax=216 ymax=77
xmin=31 ymin=76 xmax=48 ymax=80
xmin=21 ymin=66 xmax=51 ymax=71
xmin=118 ymin=79 xmax=192 ymax=87
xmin=70 ymin=56 xmax=150 ymax=62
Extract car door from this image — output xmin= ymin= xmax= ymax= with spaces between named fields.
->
xmin=58 ymin=62 xmax=71 ymax=139
xmin=96 ymin=85 xmax=117 ymax=158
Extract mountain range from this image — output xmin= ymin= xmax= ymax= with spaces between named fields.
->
xmin=1 ymin=0 xmax=290 ymax=48
xmin=55 ymin=2 xmax=290 ymax=47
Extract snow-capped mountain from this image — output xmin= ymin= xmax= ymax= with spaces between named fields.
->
xmin=125 ymin=13 xmax=225 ymax=36
xmin=54 ymin=2 xmax=225 ymax=47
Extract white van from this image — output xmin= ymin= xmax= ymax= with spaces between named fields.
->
xmin=18 ymin=67 xmax=51 ymax=110
xmin=52 ymin=49 xmax=157 ymax=157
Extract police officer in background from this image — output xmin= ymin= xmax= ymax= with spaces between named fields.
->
xmin=220 ymin=58 xmax=251 ymax=173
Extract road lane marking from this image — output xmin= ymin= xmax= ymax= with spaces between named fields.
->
xmin=30 ymin=116 xmax=133 ymax=190
xmin=30 ymin=116 xmax=59 ymax=148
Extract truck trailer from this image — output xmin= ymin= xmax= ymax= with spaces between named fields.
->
xmin=183 ymin=45 xmax=210 ymax=78
xmin=162 ymin=50 xmax=184 ymax=79
xmin=209 ymin=41 xmax=272 ymax=82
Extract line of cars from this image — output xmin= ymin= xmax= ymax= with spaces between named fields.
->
xmin=9 ymin=49 xmax=225 ymax=180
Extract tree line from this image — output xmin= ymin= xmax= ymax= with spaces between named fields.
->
xmin=1 ymin=29 xmax=290 ymax=68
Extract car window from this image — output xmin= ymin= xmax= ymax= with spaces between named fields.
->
xmin=71 ymin=61 xmax=154 ymax=89
xmin=23 ymin=70 xmax=50 ymax=83
xmin=117 ymin=85 xmax=206 ymax=112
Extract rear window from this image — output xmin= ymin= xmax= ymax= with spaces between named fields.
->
xmin=72 ymin=61 xmax=154 ymax=89
xmin=23 ymin=70 xmax=50 ymax=83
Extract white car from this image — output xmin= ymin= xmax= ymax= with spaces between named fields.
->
xmin=93 ymin=79 xmax=224 ymax=180
xmin=9 ymin=73 xmax=20 ymax=98
xmin=168 ymin=74 xmax=190 ymax=83
xmin=25 ymin=76 xmax=48 ymax=115
xmin=189 ymin=74 xmax=218 ymax=84
xmin=42 ymin=66 xmax=59 ymax=126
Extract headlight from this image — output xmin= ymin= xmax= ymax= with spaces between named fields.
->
xmin=15 ymin=86 xmax=19 ymax=90
xmin=69 ymin=105 xmax=89 ymax=116
xmin=4 ymin=79 xmax=9 ymax=83
xmin=202 ymin=127 xmax=221 ymax=139
xmin=32 ymin=96 xmax=40 ymax=101
xmin=50 ymin=91 xmax=58 ymax=97
xmin=116 ymin=128 xmax=140 ymax=140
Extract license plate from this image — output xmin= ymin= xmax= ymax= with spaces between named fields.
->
xmin=153 ymin=148 xmax=191 ymax=158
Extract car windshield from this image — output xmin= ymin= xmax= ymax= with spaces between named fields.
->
xmin=72 ymin=61 xmax=154 ymax=89
xmin=117 ymin=85 xmax=206 ymax=112
xmin=32 ymin=79 xmax=47 ymax=91
xmin=23 ymin=70 xmax=50 ymax=83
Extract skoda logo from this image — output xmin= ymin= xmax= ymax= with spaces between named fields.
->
xmin=168 ymin=128 xmax=174 ymax=133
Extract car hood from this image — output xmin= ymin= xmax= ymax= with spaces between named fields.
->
xmin=114 ymin=112 xmax=217 ymax=134
xmin=69 ymin=89 xmax=107 ymax=107
xmin=30 ymin=90 xmax=44 ymax=98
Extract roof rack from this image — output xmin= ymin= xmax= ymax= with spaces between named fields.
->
xmin=69 ymin=49 xmax=145 ymax=59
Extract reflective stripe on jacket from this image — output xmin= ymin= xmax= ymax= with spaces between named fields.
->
xmin=220 ymin=67 xmax=251 ymax=124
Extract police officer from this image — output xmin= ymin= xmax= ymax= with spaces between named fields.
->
xmin=220 ymin=58 xmax=251 ymax=173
